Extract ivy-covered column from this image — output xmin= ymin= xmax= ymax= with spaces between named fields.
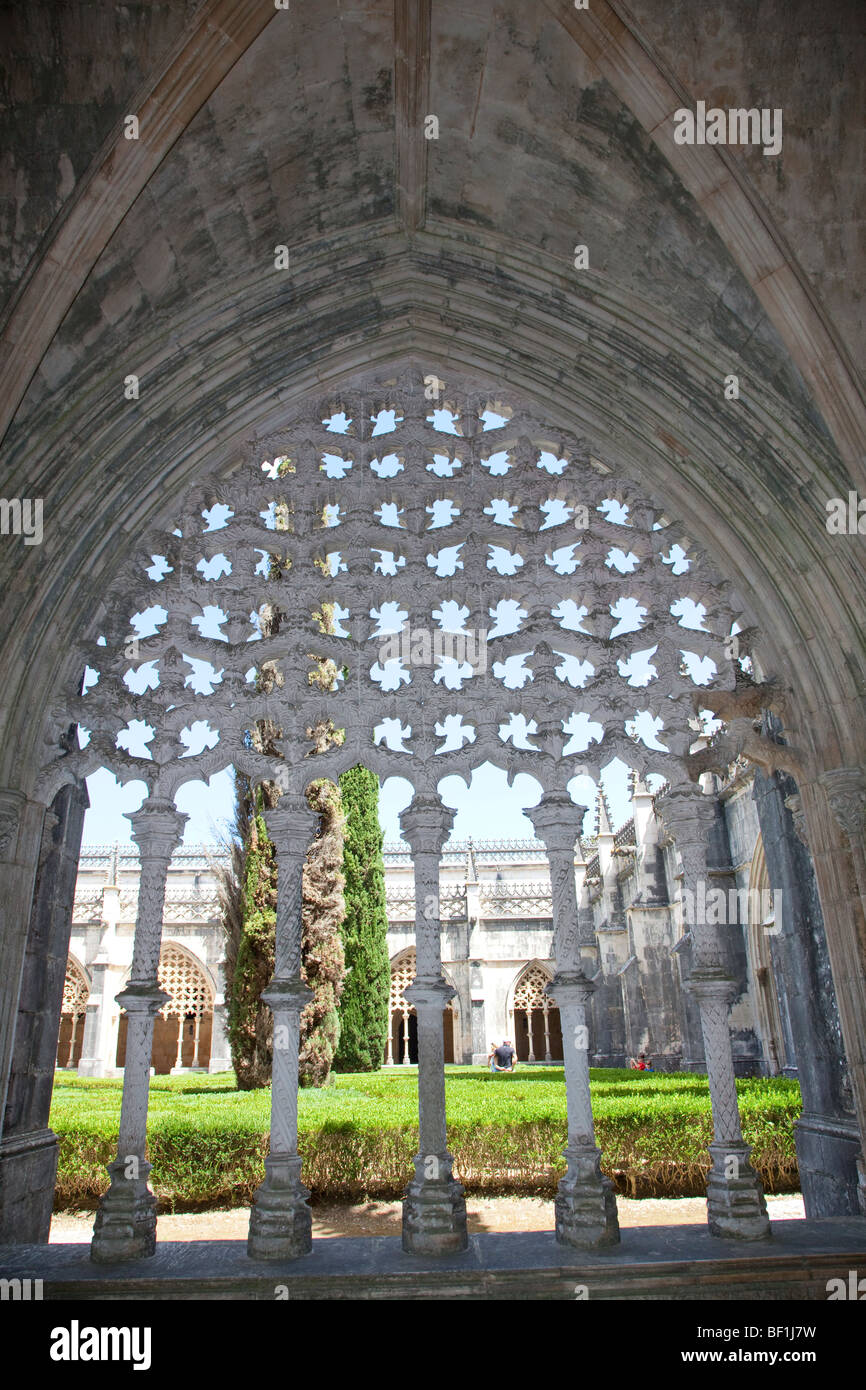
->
xmin=247 ymin=795 xmax=318 ymax=1260
xmin=399 ymin=793 xmax=468 ymax=1254
xmin=529 ymin=794 xmax=620 ymax=1248
xmin=661 ymin=784 xmax=770 ymax=1239
xmin=91 ymin=799 xmax=187 ymax=1263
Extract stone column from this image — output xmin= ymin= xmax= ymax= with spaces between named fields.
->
xmin=399 ymin=793 xmax=468 ymax=1255
xmin=208 ymin=973 xmax=233 ymax=1074
xmin=0 ymin=781 xmax=87 ymax=1243
xmin=0 ymin=790 xmax=49 ymax=1134
xmin=247 ymin=795 xmax=318 ymax=1260
xmin=91 ymin=799 xmax=187 ymax=1263
xmin=752 ymin=769 xmax=861 ymax=1215
xmin=661 ymin=785 xmax=769 ymax=1239
xmin=812 ymin=765 xmax=866 ymax=1212
xmin=528 ymin=794 xmax=620 ymax=1248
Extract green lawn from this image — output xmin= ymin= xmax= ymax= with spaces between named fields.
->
xmin=49 ymin=1067 xmax=802 ymax=1209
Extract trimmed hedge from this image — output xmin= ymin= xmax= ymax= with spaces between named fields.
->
xmin=50 ymin=1068 xmax=801 ymax=1210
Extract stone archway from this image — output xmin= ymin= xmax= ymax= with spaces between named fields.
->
xmin=29 ymin=370 xmax=794 ymax=1260
xmin=387 ymin=947 xmax=457 ymax=1066
xmin=510 ymin=962 xmax=562 ymax=1063
xmin=115 ymin=943 xmax=214 ymax=1076
xmin=56 ymin=955 xmax=90 ymax=1070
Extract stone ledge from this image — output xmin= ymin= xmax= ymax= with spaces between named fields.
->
xmin=1 ymin=1219 xmax=864 ymax=1300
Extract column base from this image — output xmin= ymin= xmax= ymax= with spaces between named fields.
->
xmin=795 ymin=1112 xmax=863 ymax=1217
xmin=554 ymin=1142 xmax=620 ymax=1249
xmin=247 ymin=1156 xmax=312 ymax=1261
xmin=402 ymin=1162 xmax=468 ymax=1255
xmin=90 ymin=1159 xmax=158 ymax=1263
xmin=705 ymin=1141 xmax=771 ymax=1240
xmin=0 ymin=1128 xmax=59 ymax=1244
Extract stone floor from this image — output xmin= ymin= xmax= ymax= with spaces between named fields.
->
xmin=49 ymin=1193 xmax=806 ymax=1242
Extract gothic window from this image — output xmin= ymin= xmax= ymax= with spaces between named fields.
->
xmin=57 ymin=956 xmax=90 ymax=1068
xmin=387 ymin=948 xmax=456 ymax=1065
xmin=512 ymin=962 xmax=562 ymax=1063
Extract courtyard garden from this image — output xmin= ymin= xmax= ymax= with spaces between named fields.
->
xmin=50 ymin=1067 xmax=801 ymax=1210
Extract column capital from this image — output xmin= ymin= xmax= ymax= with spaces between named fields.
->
xmin=399 ymin=793 xmax=455 ymax=856
xmin=526 ymin=793 xmax=582 ymax=855
xmin=404 ymin=978 xmax=456 ymax=1010
xmin=655 ymin=783 xmax=716 ymax=848
xmin=687 ymin=970 xmax=738 ymax=1008
xmin=114 ymin=982 xmax=171 ymax=1016
xmin=819 ymin=765 xmax=866 ymax=839
xmin=264 ymin=794 xmax=320 ymax=852
xmin=546 ymin=969 xmax=597 ymax=1007
xmin=261 ymin=978 xmax=313 ymax=1013
xmin=129 ymin=799 xmax=187 ymax=860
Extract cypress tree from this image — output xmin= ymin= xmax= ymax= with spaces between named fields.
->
xmin=333 ymin=765 xmax=390 ymax=1072
xmin=218 ymin=773 xmax=346 ymax=1089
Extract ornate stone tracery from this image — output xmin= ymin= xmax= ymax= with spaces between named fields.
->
xmin=41 ymin=372 xmax=750 ymax=808
xmin=39 ymin=372 xmax=777 ymax=1259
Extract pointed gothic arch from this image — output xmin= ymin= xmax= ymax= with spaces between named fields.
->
xmin=509 ymin=961 xmax=563 ymax=1063
xmin=56 ymin=954 xmax=90 ymax=1070
xmin=116 ymin=941 xmax=214 ymax=1075
xmin=387 ymin=946 xmax=457 ymax=1066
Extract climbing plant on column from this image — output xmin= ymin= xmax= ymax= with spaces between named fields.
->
xmin=333 ymin=765 xmax=390 ymax=1073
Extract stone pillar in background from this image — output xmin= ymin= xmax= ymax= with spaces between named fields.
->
xmin=78 ymin=881 xmax=123 ymax=1077
xmin=0 ymin=790 xmax=49 ymax=1139
xmin=247 ymin=795 xmax=318 ymax=1260
xmin=91 ymin=800 xmax=187 ymax=1263
xmin=208 ymin=974 xmax=233 ymax=1075
xmin=0 ymin=781 xmax=87 ymax=1243
xmin=662 ymin=785 xmax=769 ymax=1240
xmin=752 ymin=768 xmax=861 ymax=1216
xmin=811 ymin=765 xmax=866 ymax=1213
xmin=528 ymin=793 xmax=619 ymax=1249
xmin=399 ymin=793 xmax=468 ymax=1255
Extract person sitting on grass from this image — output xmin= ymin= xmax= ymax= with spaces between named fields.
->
xmin=629 ymin=1052 xmax=650 ymax=1071
xmin=487 ymin=1041 xmax=498 ymax=1072
xmin=491 ymin=1039 xmax=516 ymax=1073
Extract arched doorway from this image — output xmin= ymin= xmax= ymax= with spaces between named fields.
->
xmin=56 ymin=955 xmax=90 ymax=1069
xmin=511 ymin=963 xmax=562 ymax=1063
xmin=387 ymin=948 xmax=455 ymax=1065
xmin=116 ymin=944 xmax=214 ymax=1075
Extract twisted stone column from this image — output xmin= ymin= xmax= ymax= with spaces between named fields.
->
xmin=661 ymin=785 xmax=770 ymax=1239
xmin=247 ymin=795 xmax=318 ymax=1260
xmin=91 ymin=799 xmax=187 ymax=1263
xmin=528 ymin=794 xmax=620 ymax=1248
xmin=399 ymin=793 xmax=468 ymax=1254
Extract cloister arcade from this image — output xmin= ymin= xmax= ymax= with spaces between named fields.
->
xmin=22 ymin=373 xmax=791 ymax=1258
xmin=0 ymin=0 xmax=863 ymax=1297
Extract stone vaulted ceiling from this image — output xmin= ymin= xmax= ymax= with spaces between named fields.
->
xmin=0 ymin=0 xmax=864 ymax=791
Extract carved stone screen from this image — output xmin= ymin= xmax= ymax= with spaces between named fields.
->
xmin=47 ymin=371 xmax=745 ymax=805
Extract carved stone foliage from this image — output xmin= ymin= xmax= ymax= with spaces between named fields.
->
xmin=43 ymin=372 xmax=749 ymax=805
